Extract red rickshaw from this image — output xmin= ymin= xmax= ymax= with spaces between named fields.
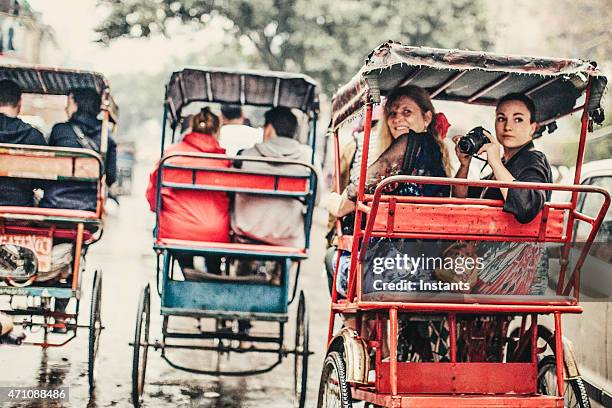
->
xmin=319 ymin=42 xmax=609 ymax=407
xmin=0 ymin=64 xmax=117 ymax=389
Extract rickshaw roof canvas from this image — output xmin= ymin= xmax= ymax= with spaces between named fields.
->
xmin=164 ymin=67 xmax=319 ymax=126
xmin=0 ymin=64 xmax=119 ymax=123
xmin=331 ymin=41 xmax=608 ymax=130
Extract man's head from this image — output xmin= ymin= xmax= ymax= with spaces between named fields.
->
xmin=0 ymin=79 xmax=23 ymax=116
xmin=66 ymin=87 xmax=101 ymax=118
xmin=220 ymin=104 xmax=243 ymax=125
xmin=263 ymin=107 xmax=297 ymax=139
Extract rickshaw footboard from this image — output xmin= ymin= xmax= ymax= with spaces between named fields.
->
xmin=352 ymin=388 xmax=563 ymax=407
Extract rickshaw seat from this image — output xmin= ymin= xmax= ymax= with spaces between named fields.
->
xmin=0 ymin=207 xmax=100 ymax=240
xmin=160 ymin=165 xmax=310 ymax=195
xmin=156 ymin=159 xmax=315 ymax=259
xmin=370 ymin=202 xmax=566 ymax=241
xmin=0 ymin=144 xmax=101 ymax=181
xmin=0 ymin=144 xmax=104 ymax=233
xmin=0 ymin=206 xmax=99 ymax=220
xmin=361 ymin=292 xmax=578 ymax=305
xmin=155 ymin=238 xmax=308 ymax=260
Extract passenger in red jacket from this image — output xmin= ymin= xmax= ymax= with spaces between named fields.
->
xmin=146 ymin=108 xmax=229 ymax=275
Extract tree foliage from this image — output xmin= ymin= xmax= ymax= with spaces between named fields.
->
xmin=96 ymin=0 xmax=492 ymax=95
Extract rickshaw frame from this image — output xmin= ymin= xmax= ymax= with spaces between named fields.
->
xmin=322 ymin=42 xmax=609 ymax=407
xmin=131 ymin=67 xmax=319 ymax=407
xmin=0 ymin=63 xmax=118 ymax=389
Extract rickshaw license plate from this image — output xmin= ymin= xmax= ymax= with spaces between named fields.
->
xmin=0 ymin=234 xmax=52 ymax=273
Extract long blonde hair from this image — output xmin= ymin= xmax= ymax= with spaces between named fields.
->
xmin=376 ymin=85 xmax=451 ymax=176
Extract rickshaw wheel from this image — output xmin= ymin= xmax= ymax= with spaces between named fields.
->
xmin=88 ymin=270 xmax=103 ymax=390
xmin=506 ymin=325 xmax=555 ymax=362
xmin=293 ymin=290 xmax=309 ymax=408
xmin=537 ymin=355 xmax=591 ymax=408
xmin=131 ymin=284 xmax=150 ymax=408
xmin=317 ymin=351 xmax=352 ymax=408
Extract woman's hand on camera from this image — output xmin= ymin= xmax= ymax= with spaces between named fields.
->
xmin=452 ymin=135 xmax=472 ymax=167
xmin=477 ymin=130 xmax=502 ymax=166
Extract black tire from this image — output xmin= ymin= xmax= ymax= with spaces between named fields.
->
xmin=537 ymin=355 xmax=591 ymax=408
xmin=506 ymin=325 xmax=555 ymax=362
xmin=317 ymin=351 xmax=352 ymax=408
xmin=131 ymin=284 xmax=150 ymax=407
xmin=294 ymin=291 xmax=309 ymax=408
xmin=88 ymin=270 xmax=102 ymax=390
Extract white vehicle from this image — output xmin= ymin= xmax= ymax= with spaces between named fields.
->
xmin=548 ymin=157 xmax=612 ymax=407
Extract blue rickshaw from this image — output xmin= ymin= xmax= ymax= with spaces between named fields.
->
xmin=131 ymin=67 xmax=319 ymax=407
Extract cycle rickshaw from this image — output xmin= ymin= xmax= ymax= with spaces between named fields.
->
xmin=320 ymin=42 xmax=609 ymax=407
xmin=131 ymin=67 xmax=319 ymax=407
xmin=0 ymin=65 xmax=118 ymax=388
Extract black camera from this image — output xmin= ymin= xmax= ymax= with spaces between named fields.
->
xmin=458 ymin=126 xmax=491 ymax=156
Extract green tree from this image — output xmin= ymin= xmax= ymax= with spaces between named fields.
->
xmin=96 ymin=0 xmax=492 ymax=95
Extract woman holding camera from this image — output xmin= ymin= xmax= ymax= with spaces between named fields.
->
xmin=452 ymin=93 xmax=552 ymax=223
xmin=452 ymin=93 xmax=552 ymax=297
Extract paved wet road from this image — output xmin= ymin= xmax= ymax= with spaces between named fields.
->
xmin=1 ymin=161 xmax=332 ymax=408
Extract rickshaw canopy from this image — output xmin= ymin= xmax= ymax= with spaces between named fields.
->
xmin=164 ymin=67 xmax=319 ymax=128
xmin=332 ymin=41 xmax=607 ymax=130
xmin=0 ymin=64 xmax=119 ymax=123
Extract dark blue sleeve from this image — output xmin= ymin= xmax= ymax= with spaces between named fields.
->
xmin=29 ymin=128 xmax=47 ymax=145
xmin=48 ymin=123 xmax=79 ymax=148
xmin=105 ymin=136 xmax=117 ymax=186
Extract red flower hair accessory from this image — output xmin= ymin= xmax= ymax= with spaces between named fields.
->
xmin=433 ymin=112 xmax=450 ymax=140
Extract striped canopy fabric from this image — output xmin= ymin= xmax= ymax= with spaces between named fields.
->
xmin=164 ymin=67 xmax=319 ymax=127
xmin=332 ymin=41 xmax=607 ymax=130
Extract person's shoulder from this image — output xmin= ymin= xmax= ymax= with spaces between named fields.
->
xmin=238 ymin=143 xmax=260 ymax=156
xmin=48 ymin=122 xmax=74 ymax=142
xmin=50 ymin=121 xmax=72 ymax=135
xmin=522 ymin=148 xmax=550 ymax=167
xmin=28 ymin=125 xmax=45 ymax=141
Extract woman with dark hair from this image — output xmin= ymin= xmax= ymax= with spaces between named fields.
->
xmin=453 ymin=93 xmax=553 ymax=296
xmin=40 ymin=87 xmax=117 ymax=211
xmin=453 ymin=93 xmax=552 ymax=223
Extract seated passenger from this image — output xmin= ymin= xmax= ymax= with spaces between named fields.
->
xmin=232 ymin=106 xmax=322 ymax=248
xmin=327 ymin=85 xmax=451 ymax=296
xmin=39 ymin=88 xmax=117 ymax=211
xmin=219 ymin=104 xmax=262 ymax=156
xmin=452 ymin=93 xmax=552 ymax=296
xmin=452 ymin=93 xmax=552 ymax=223
xmin=327 ymin=86 xmax=451 ymax=362
xmin=146 ymin=108 xmax=230 ymax=276
xmin=0 ymin=79 xmax=47 ymax=206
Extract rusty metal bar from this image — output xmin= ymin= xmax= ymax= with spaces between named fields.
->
xmin=467 ymin=74 xmax=511 ymax=103
xmin=430 ymin=71 xmax=467 ymax=98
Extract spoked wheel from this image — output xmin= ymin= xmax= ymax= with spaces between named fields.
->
xmin=537 ymin=355 xmax=591 ymax=408
xmin=293 ymin=290 xmax=309 ymax=408
xmin=317 ymin=351 xmax=352 ymax=408
xmin=88 ymin=270 xmax=103 ymax=390
xmin=131 ymin=284 xmax=150 ymax=407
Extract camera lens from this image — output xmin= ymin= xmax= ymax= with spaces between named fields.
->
xmin=458 ymin=137 xmax=475 ymax=155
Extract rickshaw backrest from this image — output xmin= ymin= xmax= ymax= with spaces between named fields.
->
xmin=155 ymin=153 xmax=317 ymax=252
xmin=371 ymin=202 xmax=566 ymax=241
xmin=158 ymin=154 xmax=313 ymax=199
xmin=0 ymin=144 xmax=104 ymax=241
xmin=0 ymin=144 xmax=101 ymax=182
